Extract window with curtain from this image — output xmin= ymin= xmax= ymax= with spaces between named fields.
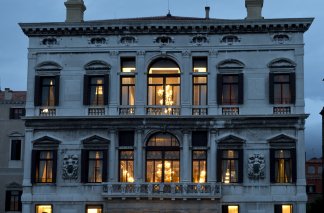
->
xmin=271 ymin=149 xmax=295 ymax=183
xmin=270 ymin=73 xmax=295 ymax=104
xmin=146 ymin=133 xmax=180 ymax=183
xmin=119 ymin=150 xmax=134 ymax=182
xmin=192 ymin=150 xmax=207 ymax=183
xmin=35 ymin=205 xmax=52 ymax=213
xmin=34 ymin=76 xmax=60 ymax=106
xmin=222 ymin=205 xmax=239 ymax=213
xmin=120 ymin=77 xmax=135 ymax=105
xmin=88 ymin=151 xmax=103 ymax=183
xmin=193 ymin=76 xmax=207 ymax=106
xmin=218 ymin=149 xmax=243 ymax=183
xmin=274 ymin=204 xmax=293 ymax=213
xmin=217 ymin=74 xmax=244 ymax=105
xmin=83 ymin=75 xmax=109 ymax=106
xmin=34 ymin=150 xmax=55 ymax=183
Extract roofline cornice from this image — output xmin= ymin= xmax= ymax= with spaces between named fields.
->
xmin=19 ymin=18 xmax=314 ymax=37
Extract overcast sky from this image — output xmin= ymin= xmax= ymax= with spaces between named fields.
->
xmin=0 ymin=0 xmax=323 ymax=158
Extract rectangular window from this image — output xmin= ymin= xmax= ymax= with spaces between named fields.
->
xmin=34 ymin=76 xmax=60 ymax=106
xmin=271 ymin=149 xmax=295 ymax=183
xmin=269 ymin=73 xmax=295 ymax=104
xmin=35 ymin=205 xmax=52 ymax=213
xmin=274 ymin=204 xmax=293 ymax=213
xmin=148 ymin=76 xmax=180 ymax=106
xmin=86 ymin=205 xmax=103 ymax=213
xmin=34 ymin=150 xmax=56 ymax=183
xmin=83 ymin=75 xmax=109 ymax=106
xmin=222 ymin=205 xmax=239 ymax=213
xmin=120 ymin=77 xmax=135 ymax=105
xmin=193 ymin=76 xmax=207 ymax=105
xmin=119 ymin=150 xmax=134 ymax=182
xmin=121 ymin=57 xmax=136 ymax=73
xmin=119 ymin=131 xmax=135 ymax=146
xmin=11 ymin=140 xmax=21 ymax=160
xmin=218 ymin=149 xmax=243 ymax=183
xmin=5 ymin=190 xmax=22 ymax=211
xmin=192 ymin=150 xmax=207 ymax=183
xmin=9 ymin=108 xmax=25 ymax=119
xmin=193 ymin=57 xmax=207 ymax=73
xmin=192 ymin=131 xmax=208 ymax=146
xmin=217 ymin=74 xmax=243 ymax=105
xmin=81 ymin=150 xmax=107 ymax=183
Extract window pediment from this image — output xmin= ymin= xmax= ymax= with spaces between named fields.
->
xmin=6 ymin=182 xmax=22 ymax=189
xmin=84 ymin=60 xmax=111 ymax=71
xmin=217 ymin=59 xmax=245 ymax=70
xmin=9 ymin=131 xmax=24 ymax=137
xmin=268 ymin=58 xmax=296 ymax=69
xmin=32 ymin=136 xmax=61 ymax=148
xmin=35 ymin=61 xmax=62 ymax=72
xmin=82 ymin=135 xmax=110 ymax=147
xmin=218 ymin=135 xmax=245 ymax=145
xmin=268 ymin=134 xmax=296 ymax=143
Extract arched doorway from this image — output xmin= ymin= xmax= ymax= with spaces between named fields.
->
xmin=145 ymin=132 xmax=180 ymax=182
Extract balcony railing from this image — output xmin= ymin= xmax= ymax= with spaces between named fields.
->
xmin=222 ymin=107 xmax=239 ymax=115
xmin=102 ymin=182 xmax=221 ymax=199
xmin=88 ymin=107 xmax=105 ymax=116
xmin=192 ymin=107 xmax=208 ymax=115
xmin=146 ymin=106 xmax=180 ymax=116
xmin=273 ymin=107 xmax=291 ymax=115
xmin=119 ymin=106 xmax=135 ymax=115
xmin=39 ymin=108 xmax=56 ymax=116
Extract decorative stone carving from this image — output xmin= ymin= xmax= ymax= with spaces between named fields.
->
xmin=248 ymin=153 xmax=265 ymax=179
xmin=62 ymin=154 xmax=78 ymax=180
xmin=120 ymin=36 xmax=137 ymax=45
xmin=191 ymin=34 xmax=208 ymax=45
xmin=137 ymin=50 xmax=145 ymax=56
xmin=41 ymin=37 xmax=59 ymax=46
xmin=109 ymin=51 xmax=119 ymax=56
xmin=88 ymin=37 xmax=107 ymax=45
xmin=181 ymin=50 xmax=191 ymax=57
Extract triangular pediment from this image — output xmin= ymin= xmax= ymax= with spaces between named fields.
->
xmin=6 ymin=182 xmax=22 ymax=189
xmin=32 ymin=136 xmax=61 ymax=147
xmin=82 ymin=135 xmax=110 ymax=146
xmin=84 ymin=60 xmax=111 ymax=71
xmin=9 ymin=131 xmax=24 ymax=137
xmin=35 ymin=61 xmax=62 ymax=71
xmin=217 ymin=59 xmax=245 ymax=70
xmin=218 ymin=134 xmax=245 ymax=144
xmin=268 ymin=134 xmax=296 ymax=143
xmin=268 ymin=58 xmax=296 ymax=69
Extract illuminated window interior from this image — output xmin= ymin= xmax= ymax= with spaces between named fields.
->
xmin=193 ymin=57 xmax=207 ymax=73
xmin=228 ymin=205 xmax=239 ymax=213
xmin=121 ymin=57 xmax=136 ymax=73
xmin=119 ymin=150 xmax=134 ymax=182
xmin=282 ymin=205 xmax=292 ymax=213
xmin=86 ymin=205 xmax=102 ymax=213
xmin=221 ymin=150 xmax=239 ymax=183
xmin=274 ymin=150 xmax=292 ymax=183
xmin=36 ymin=205 xmax=52 ymax=213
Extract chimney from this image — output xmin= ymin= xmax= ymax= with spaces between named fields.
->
xmin=65 ymin=0 xmax=86 ymax=22
xmin=4 ymin=88 xmax=12 ymax=101
xmin=245 ymin=0 xmax=264 ymax=19
xmin=205 ymin=6 xmax=210 ymax=19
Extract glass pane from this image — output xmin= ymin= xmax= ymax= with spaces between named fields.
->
xmin=40 ymin=151 xmax=53 ymax=159
xmin=172 ymin=85 xmax=180 ymax=105
xmin=200 ymin=85 xmax=207 ymax=105
xmin=228 ymin=205 xmax=239 ymax=213
xmin=274 ymin=75 xmax=289 ymax=82
xmin=120 ymin=151 xmax=134 ymax=159
xmin=222 ymin=150 xmax=238 ymax=158
xmin=147 ymin=151 xmax=162 ymax=159
xmin=87 ymin=206 xmax=103 ymax=213
xmin=193 ymin=85 xmax=200 ymax=105
xmin=282 ymin=205 xmax=292 ymax=213
xmin=223 ymin=75 xmax=238 ymax=83
xmin=36 ymin=205 xmax=52 ymax=213
xmin=122 ymin=77 xmax=135 ymax=84
xmin=155 ymin=161 xmax=162 ymax=182
xmin=166 ymin=77 xmax=180 ymax=84
xmin=275 ymin=150 xmax=291 ymax=158
xmin=164 ymin=151 xmax=180 ymax=159
xmin=120 ymin=160 xmax=134 ymax=182
xmin=89 ymin=151 xmax=103 ymax=159
xmin=194 ymin=76 xmax=207 ymax=83
xmin=146 ymin=161 xmax=154 ymax=182
xmin=193 ymin=150 xmax=207 ymax=159
xmin=164 ymin=160 xmax=179 ymax=182
xmin=129 ymin=86 xmax=135 ymax=105
xmin=121 ymin=87 xmax=129 ymax=105
xmin=149 ymin=77 xmax=163 ymax=84
xmin=192 ymin=160 xmax=207 ymax=183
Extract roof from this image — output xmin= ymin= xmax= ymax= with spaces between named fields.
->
xmin=19 ymin=14 xmax=314 ymax=37
xmin=0 ymin=90 xmax=26 ymax=104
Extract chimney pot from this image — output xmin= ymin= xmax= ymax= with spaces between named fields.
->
xmin=65 ymin=0 xmax=86 ymax=22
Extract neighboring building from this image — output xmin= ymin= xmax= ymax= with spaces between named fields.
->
xmin=306 ymin=157 xmax=322 ymax=202
xmin=0 ymin=88 xmax=26 ymax=212
xmin=19 ymin=0 xmax=313 ymax=213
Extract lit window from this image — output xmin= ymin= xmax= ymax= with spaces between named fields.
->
xmin=222 ymin=205 xmax=239 ymax=213
xmin=83 ymin=75 xmax=109 ymax=106
xmin=146 ymin=133 xmax=180 ymax=183
xmin=192 ymin=150 xmax=207 ymax=183
xmin=33 ymin=150 xmax=56 ymax=183
xmin=121 ymin=57 xmax=136 ymax=73
xmin=218 ymin=149 xmax=243 ymax=183
xmin=271 ymin=149 xmax=295 ymax=183
xmin=217 ymin=74 xmax=243 ymax=105
xmin=34 ymin=76 xmax=59 ymax=106
xmin=86 ymin=205 xmax=103 ymax=213
xmin=88 ymin=151 xmax=103 ymax=182
xmin=35 ymin=205 xmax=52 ymax=213
xmin=119 ymin=150 xmax=134 ymax=182
xmin=121 ymin=77 xmax=135 ymax=106
xmin=274 ymin=204 xmax=293 ymax=213
xmin=193 ymin=57 xmax=207 ymax=73
xmin=270 ymin=73 xmax=295 ymax=105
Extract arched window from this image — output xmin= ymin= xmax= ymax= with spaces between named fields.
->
xmin=147 ymin=58 xmax=181 ymax=115
xmin=146 ymin=132 xmax=180 ymax=183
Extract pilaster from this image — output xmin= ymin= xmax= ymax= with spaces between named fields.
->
xmin=135 ymin=51 xmax=146 ymax=115
xmin=109 ymin=129 xmax=117 ymax=181
xmin=208 ymin=129 xmax=217 ymax=182
xmin=135 ymin=129 xmax=144 ymax=182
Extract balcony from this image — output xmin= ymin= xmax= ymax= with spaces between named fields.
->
xmin=222 ymin=107 xmax=239 ymax=115
xmin=273 ymin=107 xmax=291 ymax=115
xmin=88 ymin=107 xmax=105 ymax=116
xmin=146 ymin=106 xmax=180 ymax=116
xmin=119 ymin=106 xmax=135 ymax=115
xmin=39 ymin=108 xmax=56 ymax=116
xmin=192 ymin=107 xmax=208 ymax=115
xmin=102 ymin=182 xmax=221 ymax=199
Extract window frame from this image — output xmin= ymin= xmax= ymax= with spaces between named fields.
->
xmin=34 ymin=76 xmax=60 ymax=106
xmin=222 ymin=205 xmax=240 ymax=213
xmin=35 ymin=204 xmax=53 ymax=213
xmin=119 ymin=150 xmax=135 ymax=182
xmin=85 ymin=204 xmax=103 ymax=213
xmin=81 ymin=149 xmax=108 ymax=183
xmin=274 ymin=204 xmax=293 ymax=213
xmin=10 ymin=139 xmax=22 ymax=161
xmin=9 ymin=108 xmax=26 ymax=119
xmin=217 ymin=149 xmax=243 ymax=184
xmin=5 ymin=190 xmax=22 ymax=212
xmin=31 ymin=150 xmax=57 ymax=183
xmin=120 ymin=76 xmax=135 ymax=106
xmin=269 ymin=72 xmax=296 ymax=105
xmin=192 ymin=150 xmax=207 ymax=183
xmin=217 ymin=73 xmax=244 ymax=105
xmin=270 ymin=148 xmax=296 ymax=184
xmin=83 ymin=75 xmax=109 ymax=106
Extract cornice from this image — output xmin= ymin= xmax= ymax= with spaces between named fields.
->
xmin=19 ymin=18 xmax=314 ymax=37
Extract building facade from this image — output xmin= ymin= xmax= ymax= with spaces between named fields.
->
xmin=20 ymin=0 xmax=313 ymax=212
xmin=0 ymin=88 xmax=26 ymax=212
xmin=306 ymin=157 xmax=322 ymax=203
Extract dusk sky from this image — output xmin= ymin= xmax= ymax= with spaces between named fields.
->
xmin=0 ymin=0 xmax=323 ymax=158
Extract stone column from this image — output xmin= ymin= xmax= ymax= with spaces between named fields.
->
xmin=109 ymin=130 xmax=117 ymax=181
xmin=181 ymin=131 xmax=191 ymax=182
xmin=108 ymin=51 xmax=119 ymax=115
xmin=180 ymin=51 xmax=191 ymax=115
xmin=208 ymin=129 xmax=217 ymax=182
xmin=135 ymin=129 xmax=144 ymax=182
xmin=22 ymin=129 xmax=33 ymax=213
xmin=135 ymin=51 xmax=146 ymax=115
